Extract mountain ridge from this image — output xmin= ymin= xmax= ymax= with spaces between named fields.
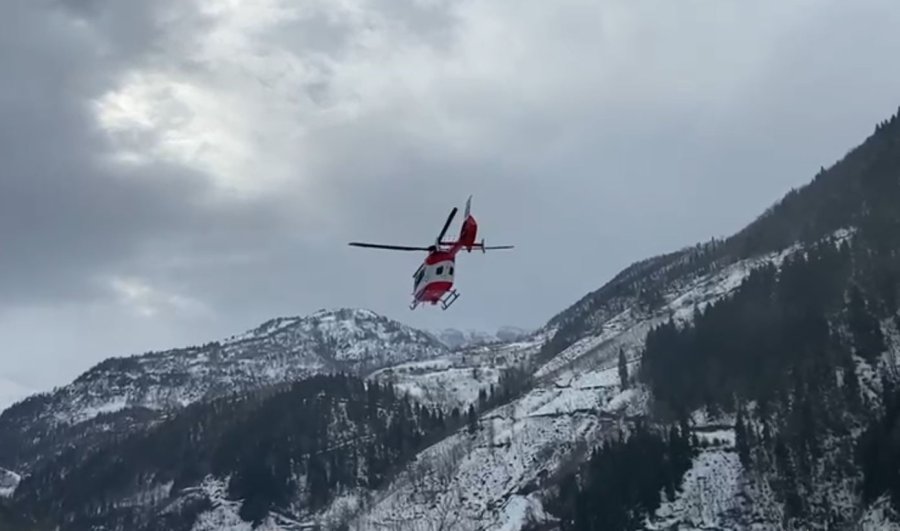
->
xmin=0 ymin=307 xmax=449 ymax=475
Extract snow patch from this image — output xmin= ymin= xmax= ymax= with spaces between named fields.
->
xmin=859 ymin=495 xmax=900 ymax=530
xmin=189 ymin=477 xmax=302 ymax=531
xmin=0 ymin=467 xmax=21 ymax=498
xmin=496 ymin=493 xmax=554 ymax=531
xmin=646 ymin=447 xmax=743 ymax=530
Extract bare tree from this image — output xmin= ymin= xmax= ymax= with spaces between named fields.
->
xmin=430 ymin=484 xmax=464 ymax=531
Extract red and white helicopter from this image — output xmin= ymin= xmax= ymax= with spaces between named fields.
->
xmin=349 ymin=196 xmax=513 ymax=310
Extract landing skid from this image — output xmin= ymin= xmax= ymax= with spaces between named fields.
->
xmin=409 ymin=289 xmax=460 ymax=310
xmin=439 ymin=289 xmax=460 ymax=310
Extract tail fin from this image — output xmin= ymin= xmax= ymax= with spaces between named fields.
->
xmin=460 ymin=195 xmax=477 ymax=251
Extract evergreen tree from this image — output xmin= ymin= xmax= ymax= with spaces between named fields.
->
xmin=735 ymin=405 xmax=751 ymax=467
xmin=618 ymin=348 xmax=629 ymax=390
xmin=847 ymin=285 xmax=886 ymax=361
xmin=550 ymin=423 xmax=694 ymax=531
xmin=466 ymin=405 xmax=478 ymax=434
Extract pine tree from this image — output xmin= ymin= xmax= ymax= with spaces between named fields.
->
xmin=466 ymin=405 xmax=478 ymax=434
xmin=847 ymin=285 xmax=886 ymax=361
xmin=735 ymin=405 xmax=751 ymax=467
xmin=618 ymin=348 xmax=629 ymax=390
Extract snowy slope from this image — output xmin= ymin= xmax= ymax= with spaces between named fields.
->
xmin=643 ymin=421 xmax=785 ymax=531
xmin=534 ymin=241 xmax=807 ymax=383
xmin=367 ymin=333 xmax=547 ymax=411
xmin=0 ymin=468 xmax=20 ymax=498
xmin=345 ymin=369 xmax=645 ymax=530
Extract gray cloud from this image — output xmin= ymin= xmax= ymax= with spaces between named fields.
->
xmin=2 ymin=0 xmax=900 ymax=400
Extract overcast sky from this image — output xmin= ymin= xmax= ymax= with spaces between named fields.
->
xmin=2 ymin=0 xmax=900 ymax=404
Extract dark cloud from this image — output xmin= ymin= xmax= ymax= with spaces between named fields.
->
xmin=1 ymin=2 xmax=188 ymax=306
xmin=0 ymin=0 xmax=289 ymax=311
xmin=2 ymin=0 xmax=900 ymax=398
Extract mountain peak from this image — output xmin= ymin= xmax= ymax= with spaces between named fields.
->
xmin=310 ymin=307 xmax=380 ymax=319
xmin=0 ymin=306 xmax=448 ymax=473
xmin=222 ymin=307 xmax=415 ymax=345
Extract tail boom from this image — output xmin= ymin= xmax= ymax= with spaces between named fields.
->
xmin=440 ymin=196 xmax=513 ymax=254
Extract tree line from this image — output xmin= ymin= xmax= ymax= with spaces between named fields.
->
xmin=546 ymin=421 xmax=696 ymax=531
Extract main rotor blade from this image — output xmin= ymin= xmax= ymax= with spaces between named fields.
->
xmin=436 ymin=207 xmax=458 ymax=244
xmin=348 ymin=242 xmax=431 ymax=251
xmin=439 ymin=241 xmax=515 ymax=250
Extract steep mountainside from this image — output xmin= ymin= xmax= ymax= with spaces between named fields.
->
xmin=3 ymin=108 xmax=900 ymax=530
xmin=540 ymin=109 xmax=900 ymax=367
xmin=0 ymin=308 xmax=447 ymax=474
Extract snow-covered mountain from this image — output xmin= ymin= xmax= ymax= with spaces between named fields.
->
xmin=0 ymin=308 xmax=447 ymax=473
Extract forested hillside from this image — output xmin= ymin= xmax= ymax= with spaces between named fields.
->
xmin=540 ymin=108 xmax=900 ymax=529
xmin=10 ymin=374 xmax=460 ymax=530
xmin=541 ymin=110 xmax=900 ymax=367
xmin=0 ymin=308 xmax=447 ymax=477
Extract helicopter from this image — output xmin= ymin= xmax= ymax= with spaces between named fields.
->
xmin=348 ymin=196 xmax=514 ymax=310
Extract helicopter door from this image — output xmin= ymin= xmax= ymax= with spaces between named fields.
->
xmin=413 ymin=266 xmax=426 ymax=293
